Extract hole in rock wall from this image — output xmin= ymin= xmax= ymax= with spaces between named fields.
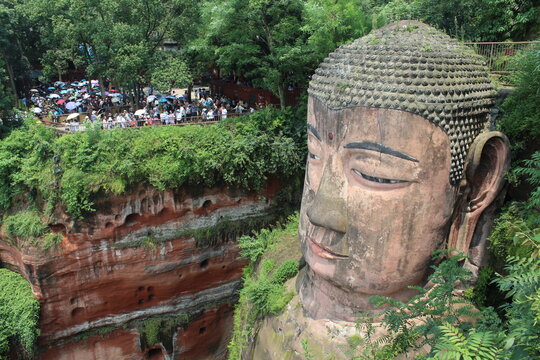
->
xmin=199 ymin=259 xmax=209 ymax=269
xmin=141 ymin=198 xmax=148 ymax=212
xmin=202 ymin=200 xmax=212 ymax=209
xmin=138 ymin=286 xmax=144 ymax=292
xmin=124 ymin=213 xmax=141 ymax=226
xmin=105 ymin=222 xmax=114 ymax=229
xmin=138 ymin=299 xmax=145 ymax=304
xmin=147 ymin=286 xmax=154 ymax=292
xmin=69 ymin=297 xmax=77 ymax=305
xmin=199 ymin=327 xmax=207 ymax=335
xmin=50 ymin=223 xmax=67 ymax=235
xmin=148 ymin=294 xmax=155 ymax=301
xmin=146 ymin=348 xmax=165 ymax=360
xmin=71 ymin=307 xmax=84 ymax=319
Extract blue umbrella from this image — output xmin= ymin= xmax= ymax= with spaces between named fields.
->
xmin=48 ymin=87 xmax=56 ymax=90
xmin=166 ymin=96 xmax=175 ymax=99
xmin=60 ymin=90 xmax=68 ymax=94
xmin=158 ymin=98 xmax=168 ymax=103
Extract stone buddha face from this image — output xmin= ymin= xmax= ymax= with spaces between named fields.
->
xmin=298 ymin=21 xmax=510 ymax=321
xmin=299 ymin=98 xmax=455 ymax=319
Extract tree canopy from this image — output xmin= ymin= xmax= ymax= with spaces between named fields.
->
xmin=0 ymin=0 xmax=537 ymax=111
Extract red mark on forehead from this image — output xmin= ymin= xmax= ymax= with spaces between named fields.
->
xmin=328 ymin=132 xmax=334 ymax=141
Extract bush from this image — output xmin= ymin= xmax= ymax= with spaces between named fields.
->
xmin=499 ymin=43 xmax=540 ymax=160
xmin=0 ymin=108 xmax=305 ymax=220
xmin=0 ymin=269 xmax=40 ymax=359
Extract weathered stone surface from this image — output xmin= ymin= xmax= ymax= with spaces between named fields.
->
xmin=252 ymin=20 xmax=510 ymax=359
xmin=0 ymin=179 xmax=283 ymax=359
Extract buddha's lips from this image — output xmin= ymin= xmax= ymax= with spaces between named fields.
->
xmin=308 ymin=237 xmax=348 ymax=260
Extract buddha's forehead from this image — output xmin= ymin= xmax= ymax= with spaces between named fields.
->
xmin=308 ymin=97 xmax=449 ymax=157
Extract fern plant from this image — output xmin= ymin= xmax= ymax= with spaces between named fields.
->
xmin=495 ymin=255 xmax=540 ymax=359
xmin=432 ymin=323 xmax=502 ymax=360
xmin=368 ymin=251 xmax=480 ymax=356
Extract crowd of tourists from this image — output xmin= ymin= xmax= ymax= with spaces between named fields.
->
xmin=22 ymin=80 xmax=256 ymax=131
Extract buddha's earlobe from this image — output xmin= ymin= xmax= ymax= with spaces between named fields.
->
xmin=448 ymin=131 xmax=510 ymax=256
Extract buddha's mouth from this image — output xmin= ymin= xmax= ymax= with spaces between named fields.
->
xmin=308 ymin=237 xmax=348 ymax=260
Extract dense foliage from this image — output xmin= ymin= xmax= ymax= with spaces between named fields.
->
xmin=0 ymin=107 xmax=305 ymax=231
xmin=0 ymin=269 xmax=40 ymax=360
xmin=376 ymin=0 xmax=538 ymax=41
xmin=1 ymin=0 xmax=538 ymax=111
xmin=499 ymin=43 xmax=540 ymax=161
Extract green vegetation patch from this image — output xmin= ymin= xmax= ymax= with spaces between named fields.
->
xmin=0 ymin=107 xmax=306 ymax=250
xmin=228 ymin=213 xmax=301 ymax=359
xmin=0 ymin=268 xmax=40 ymax=360
xmin=0 ymin=108 xmax=305 ymax=221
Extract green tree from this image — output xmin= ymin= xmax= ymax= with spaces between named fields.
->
xmin=375 ymin=0 xmax=539 ymax=41
xmin=303 ymin=0 xmax=372 ymax=58
xmin=25 ymin=0 xmax=198 ymax=106
xmin=202 ymin=0 xmax=316 ymax=108
xmin=499 ymin=43 xmax=540 ymax=160
xmin=150 ymin=53 xmax=192 ymax=93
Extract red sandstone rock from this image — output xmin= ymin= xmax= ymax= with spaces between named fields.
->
xmin=0 ymin=180 xmax=282 ymax=359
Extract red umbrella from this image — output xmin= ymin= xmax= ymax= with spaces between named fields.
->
xmin=109 ymin=89 xmax=117 ymax=93
xmin=56 ymin=99 xmax=66 ymax=105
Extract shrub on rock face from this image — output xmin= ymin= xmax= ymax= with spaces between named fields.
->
xmin=0 ymin=269 xmax=40 ymax=359
xmin=0 ymin=109 xmax=305 ymax=221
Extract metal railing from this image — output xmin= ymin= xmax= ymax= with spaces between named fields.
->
xmin=465 ymin=41 xmax=539 ymax=73
xmin=41 ymin=111 xmax=248 ymax=133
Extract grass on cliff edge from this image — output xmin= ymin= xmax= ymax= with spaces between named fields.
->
xmin=228 ymin=213 xmax=302 ymax=360
xmin=0 ymin=268 xmax=40 ymax=360
xmin=0 ymin=106 xmax=306 ymax=246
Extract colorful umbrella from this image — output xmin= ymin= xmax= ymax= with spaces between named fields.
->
xmin=66 ymin=113 xmax=80 ymax=121
xmin=65 ymin=101 xmax=78 ymax=111
xmin=56 ymin=99 xmax=66 ymax=105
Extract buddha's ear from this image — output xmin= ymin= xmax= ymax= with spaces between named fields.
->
xmin=448 ymin=131 xmax=510 ymax=256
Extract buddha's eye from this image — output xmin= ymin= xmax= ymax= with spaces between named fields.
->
xmin=352 ymin=169 xmax=406 ymax=184
xmin=309 ymin=152 xmax=321 ymax=161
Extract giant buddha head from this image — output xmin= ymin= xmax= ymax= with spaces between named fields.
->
xmin=298 ymin=21 xmax=510 ymax=321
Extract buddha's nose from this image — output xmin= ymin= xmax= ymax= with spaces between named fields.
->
xmin=307 ymin=165 xmax=347 ymax=234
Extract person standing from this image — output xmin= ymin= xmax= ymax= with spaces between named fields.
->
xmin=221 ymin=106 xmax=227 ymax=120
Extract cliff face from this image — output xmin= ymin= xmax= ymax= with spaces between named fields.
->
xmin=0 ymin=179 xmax=284 ymax=359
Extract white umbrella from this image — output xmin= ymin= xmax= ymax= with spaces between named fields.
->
xmin=48 ymin=94 xmax=60 ymax=99
xmin=32 ymin=107 xmax=42 ymax=113
xmin=66 ymin=113 xmax=80 ymax=121
xmin=111 ymin=97 xmax=121 ymax=103
xmin=65 ymin=101 xmax=78 ymax=111
xmin=147 ymin=95 xmax=156 ymax=102
xmin=109 ymin=93 xmax=122 ymax=97
xmin=134 ymin=109 xmax=146 ymax=116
